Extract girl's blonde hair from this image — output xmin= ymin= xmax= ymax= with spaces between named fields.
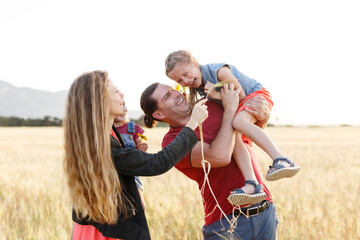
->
xmin=63 ymin=70 xmax=131 ymax=224
xmin=165 ymin=50 xmax=200 ymax=107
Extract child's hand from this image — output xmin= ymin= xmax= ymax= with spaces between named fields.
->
xmin=137 ymin=133 xmax=147 ymax=141
xmin=136 ymin=142 xmax=148 ymax=152
xmin=204 ymin=82 xmax=221 ymax=100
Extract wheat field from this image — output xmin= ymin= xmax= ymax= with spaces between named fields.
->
xmin=0 ymin=126 xmax=360 ymax=240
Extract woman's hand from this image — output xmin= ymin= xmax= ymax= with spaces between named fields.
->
xmin=185 ymin=99 xmax=209 ymax=130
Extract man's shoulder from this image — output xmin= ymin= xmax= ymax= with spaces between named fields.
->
xmin=161 ymin=126 xmax=184 ymax=148
xmin=205 ymin=100 xmax=224 ymax=118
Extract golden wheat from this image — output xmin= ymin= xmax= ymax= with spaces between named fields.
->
xmin=0 ymin=126 xmax=359 ymax=239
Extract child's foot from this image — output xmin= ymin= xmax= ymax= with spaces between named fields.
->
xmin=265 ymin=157 xmax=300 ymax=181
xmin=227 ymin=180 xmax=267 ymax=206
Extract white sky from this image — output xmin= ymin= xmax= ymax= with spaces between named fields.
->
xmin=1 ymin=0 xmax=359 ymax=126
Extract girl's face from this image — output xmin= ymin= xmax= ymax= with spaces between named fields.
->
xmin=108 ymin=80 xmax=125 ymax=118
xmin=167 ymin=62 xmax=203 ymax=88
xmin=114 ymin=101 xmax=127 ymax=124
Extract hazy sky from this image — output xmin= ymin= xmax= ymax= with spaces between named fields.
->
xmin=1 ymin=0 xmax=359 ymax=126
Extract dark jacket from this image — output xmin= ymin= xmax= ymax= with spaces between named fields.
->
xmin=73 ymin=126 xmax=198 ymax=239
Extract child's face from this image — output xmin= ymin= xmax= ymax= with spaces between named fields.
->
xmin=114 ymin=102 xmax=127 ymax=124
xmin=167 ymin=62 xmax=203 ymax=88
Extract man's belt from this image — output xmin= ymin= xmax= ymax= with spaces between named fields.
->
xmin=234 ymin=200 xmax=271 ymax=217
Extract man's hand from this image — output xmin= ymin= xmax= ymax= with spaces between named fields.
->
xmin=243 ymin=95 xmax=270 ymax=128
xmin=220 ymin=83 xmax=240 ymax=114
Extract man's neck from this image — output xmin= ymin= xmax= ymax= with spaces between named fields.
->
xmin=165 ymin=115 xmax=191 ymax=128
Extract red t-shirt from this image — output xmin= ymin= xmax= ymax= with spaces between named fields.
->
xmin=162 ymin=100 xmax=272 ymax=226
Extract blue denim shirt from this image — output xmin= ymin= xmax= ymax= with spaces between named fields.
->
xmin=199 ymin=63 xmax=263 ymax=102
xmin=119 ymin=121 xmax=144 ymax=191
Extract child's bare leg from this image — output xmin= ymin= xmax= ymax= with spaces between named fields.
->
xmin=227 ymin=133 xmax=266 ymax=206
xmin=233 ymin=110 xmax=300 ymax=180
xmin=233 ymin=110 xmax=284 ymax=161
xmin=233 ymin=132 xmax=258 ymax=194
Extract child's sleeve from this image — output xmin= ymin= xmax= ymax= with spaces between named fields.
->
xmin=133 ymin=124 xmax=145 ymax=140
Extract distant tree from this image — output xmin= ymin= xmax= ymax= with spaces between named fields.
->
xmin=0 ymin=116 xmax=62 ymax=127
xmin=42 ymin=116 xmax=52 ymax=126
xmin=25 ymin=118 xmax=42 ymax=126
xmin=7 ymin=117 xmax=25 ymax=126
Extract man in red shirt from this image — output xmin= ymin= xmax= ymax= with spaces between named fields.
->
xmin=140 ymin=83 xmax=278 ymax=240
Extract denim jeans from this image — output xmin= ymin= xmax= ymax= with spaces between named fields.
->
xmin=202 ymin=203 xmax=279 ymax=240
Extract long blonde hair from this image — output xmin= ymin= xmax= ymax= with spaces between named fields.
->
xmin=165 ymin=50 xmax=200 ymax=107
xmin=63 ymin=70 xmax=130 ymax=224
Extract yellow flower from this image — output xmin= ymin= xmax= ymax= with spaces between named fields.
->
xmin=213 ymin=81 xmax=233 ymax=91
xmin=213 ymin=82 xmax=225 ymax=88
xmin=137 ymin=133 xmax=147 ymax=141
xmin=174 ymin=83 xmax=188 ymax=94
xmin=175 ymin=83 xmax=182 ymax=91
xmin=214 ymin=80 xmax=233 ymax=88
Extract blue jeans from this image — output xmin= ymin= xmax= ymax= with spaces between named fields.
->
xmin=202 ymin=203 xmax=279 ymax=240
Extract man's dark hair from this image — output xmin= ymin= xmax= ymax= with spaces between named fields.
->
xmin=140 ymin=82 xmax=160 ymax=128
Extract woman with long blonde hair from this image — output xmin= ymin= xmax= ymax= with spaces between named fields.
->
xmin=63 ymin=70 xmax=208 ymax=240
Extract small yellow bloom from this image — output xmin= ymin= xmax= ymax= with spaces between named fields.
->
xmin=213 ymin=81 xmax=233 ymax=92
xmin=174 ymin=83 xmax=188 ymax=94
xmin=213 ymin=82 xmax=224 ymax=88
xmin=213 ymin=81 xmax=233 ymax=89
xmin=137 ymin=133 xmax=147 ymax=141
xmin=175 ymin=83 xmax=182 ymax=91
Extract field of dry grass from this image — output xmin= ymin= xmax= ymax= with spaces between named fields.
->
xmin=1 ymin=126 xmax=360 ymax=239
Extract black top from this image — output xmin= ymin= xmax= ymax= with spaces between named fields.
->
xmin=73 ymin=126 xmax=198 ymax=239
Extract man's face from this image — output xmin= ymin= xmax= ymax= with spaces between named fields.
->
xmin=151 ymin=84 xmax=192 ymax=122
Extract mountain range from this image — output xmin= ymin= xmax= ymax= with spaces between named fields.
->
xmin=0 ymin=80 xmax=143 ymax=120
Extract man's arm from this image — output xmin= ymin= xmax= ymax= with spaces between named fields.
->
xmin=190 ymin=84 xmax=240 ymax=168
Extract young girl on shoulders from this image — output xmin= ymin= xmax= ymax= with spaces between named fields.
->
xmin=165 ymin=50 xmax=300 ymax=206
